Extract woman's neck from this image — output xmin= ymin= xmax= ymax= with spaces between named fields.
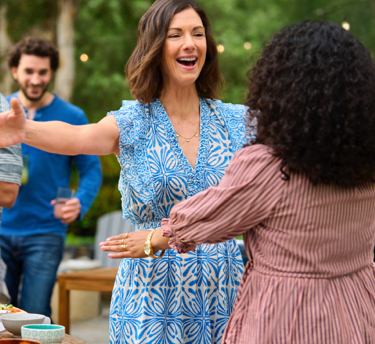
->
xmin=159 ymin=85 xmax=200 ymax=121
xmin=159 ymin=85 xmax=201 ymax=169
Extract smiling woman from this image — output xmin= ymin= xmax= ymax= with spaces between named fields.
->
xmin=98 ymin=2 xmax=255 ymax=343
xmin=160 ymin=8 xmax=207 ymax=90
xmin=125 ymin=0 xmax=222 ymax=105
xmin=0 ymin=0 xmax=255 ymax=343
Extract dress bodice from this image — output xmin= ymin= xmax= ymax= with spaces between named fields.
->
xmin=109 ymin=97 xmax=253 ymax=230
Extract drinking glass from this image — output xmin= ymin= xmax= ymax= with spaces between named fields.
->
xmin=54 ymin=187 xmax=75 ymax=219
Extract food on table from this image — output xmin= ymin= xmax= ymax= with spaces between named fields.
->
xmin=0 ymin=304 xmax=25 ymax=313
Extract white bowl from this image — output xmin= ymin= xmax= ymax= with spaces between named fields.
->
xmin=21 ymin=324 xmax=65 ymax=344
xmin=0 ymin=313 xmax=45 ymax=336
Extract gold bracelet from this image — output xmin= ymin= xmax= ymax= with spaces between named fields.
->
xmin=143 ymin=230 xmax=166 ymax=259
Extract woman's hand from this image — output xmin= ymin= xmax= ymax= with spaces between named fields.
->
xmin=99 ymin=230 xmax=151 ymax=259
xmin=99 ymin=227 xmax=171 ymax=259
xmin=0 ymin=98 xmax=26 ymax=148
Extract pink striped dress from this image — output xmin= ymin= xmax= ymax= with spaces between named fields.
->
xmin=162 ymin=144 xmax=375 ymax=343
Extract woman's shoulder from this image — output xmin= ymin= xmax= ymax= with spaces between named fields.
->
xmin=238 ymin=144 xmax=275 ymax=157
xmin=206 ymin=99 xmax=248 ymax=117
xmin=107 ymin=100 xmax=147 ymax=119
xmin=228 ymin=145 xmax=282 ymax=182
xmin=233 ymin=145 xmax=280 ymax=169
xmin=107 ymin=100 xmax=150 ymax=146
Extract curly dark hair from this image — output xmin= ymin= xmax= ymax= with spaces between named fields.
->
xmin=245 ymin=20 xmax=375 ymax=186
xmin=8 ymin=37 xmax=59 ymax=71
xmin=126 ymin=0 xmax=224 ymax=103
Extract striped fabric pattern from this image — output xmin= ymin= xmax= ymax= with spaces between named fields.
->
xmin=0 ymin=94 xmax=22 ymax=185
xmin=162 ymin=144 xmax=375 ymax=343
xmin=0 ymin=148 xmax=23 ymax=184
xmin=0 ymin=94 xmax=23 ymax=222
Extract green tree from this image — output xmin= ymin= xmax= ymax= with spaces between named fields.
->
xmin=2 ymin=0 xmax=375 ymax=237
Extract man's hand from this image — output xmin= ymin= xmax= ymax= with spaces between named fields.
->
xmin=51 ymin=197 xmax=81 ymax=223
xmin=0 ymin=98 xmax=26 ymax=148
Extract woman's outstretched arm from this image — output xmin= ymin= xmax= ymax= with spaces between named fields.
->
xmin=0 ymin=98 xmax=120 ymax=156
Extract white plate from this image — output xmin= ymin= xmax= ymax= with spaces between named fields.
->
xmin=59 ymin=259 xmax=102 ymax=271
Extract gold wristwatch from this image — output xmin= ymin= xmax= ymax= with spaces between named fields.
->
xmin=144 ymin=230 xmax=166 ymax=259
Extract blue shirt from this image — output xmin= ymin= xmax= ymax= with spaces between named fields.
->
xmin=1 ymin=92 xmax=102 ymax=239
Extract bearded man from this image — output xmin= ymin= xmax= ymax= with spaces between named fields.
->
xmin=0 ymin=37 xmax=102 ymax=318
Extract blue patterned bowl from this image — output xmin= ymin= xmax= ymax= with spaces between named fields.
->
xmin=21 ymin=325 xmax=65 ymax=344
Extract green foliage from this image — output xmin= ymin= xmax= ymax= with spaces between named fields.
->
xmin=4 ymin=0 xmax=375 ymax=237
xmin=3 ymin=0 xmax=57 ymax=42
xmin=206 ymin=0 xmax=289 ymax=104
xmin=71 ymin=0 xmax=153 ymax=122
xmin=65 ymin=232 xmax=95 ymax=246
xmin=293 ymin=0 xmax=375 ymax=53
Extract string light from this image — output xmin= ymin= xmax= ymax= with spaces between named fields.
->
xmin=80 ymin=54 xmax=89 ymax=62
xmin=244 ymin=42 xmax=251 ymax=50
xmin=217 ymin=45 xmax=224 ymax=53
xmin=342 ymin=21 xmax=350 ymax=31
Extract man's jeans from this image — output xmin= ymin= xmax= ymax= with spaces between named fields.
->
xmin=0 ymin=234 xmax=64 ymax=317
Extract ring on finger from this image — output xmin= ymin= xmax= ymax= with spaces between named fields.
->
xmin=121 ymin=243 xmax=126 ymax=252
xmin=124 ymin=233 xmax=129 ymax=239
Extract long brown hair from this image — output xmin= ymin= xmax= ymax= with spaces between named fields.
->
xmin=126 ymin=0 xmax=224 ymax=103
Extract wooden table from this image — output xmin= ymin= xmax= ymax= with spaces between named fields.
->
xmin=0 ymin=329 xmax=87 ymax=344
xmin=58 ymin=267 xmax=118 ymax=334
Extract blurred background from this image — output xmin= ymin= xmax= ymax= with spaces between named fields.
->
xmin=0 ymin=0 xmax=374 ymax=245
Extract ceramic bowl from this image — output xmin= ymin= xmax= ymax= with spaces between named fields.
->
xmin=0 ymin=339 xmax=42 ymax=344
xmin=0 ymin=313 xmax=45 ymax=336
xmin=21 ymin=325 xmax=65 ymax=344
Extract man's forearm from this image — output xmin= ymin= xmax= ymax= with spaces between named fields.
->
xmin=0 ymin=181 xmax=19 ymax=208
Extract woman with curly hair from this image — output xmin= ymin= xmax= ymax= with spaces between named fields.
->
xmin=107 ymin=20 xmax=375 ymax=343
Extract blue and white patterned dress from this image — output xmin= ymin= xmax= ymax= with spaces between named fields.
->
xmin=109 ymin=97 xmax=255 ymax=344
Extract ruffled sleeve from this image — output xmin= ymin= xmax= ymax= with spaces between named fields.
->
xmin=107 ymin=100 xmax=149 ymax=148
xmin=161 ymin=145 xmax=285 ymax=253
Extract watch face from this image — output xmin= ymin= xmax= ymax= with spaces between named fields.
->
xmin=144 ymin=243 xmax=151 ymax=255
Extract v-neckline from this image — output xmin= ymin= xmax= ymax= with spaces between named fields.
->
xmin=152 ymin=97 xmax=210 ymax=174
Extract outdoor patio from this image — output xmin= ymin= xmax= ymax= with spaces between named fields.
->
xmin=69 ymin=298 xmax=110 ymax=344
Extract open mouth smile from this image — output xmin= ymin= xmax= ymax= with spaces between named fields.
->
xmin=177 ymin=57 xmax=198 ymax=67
